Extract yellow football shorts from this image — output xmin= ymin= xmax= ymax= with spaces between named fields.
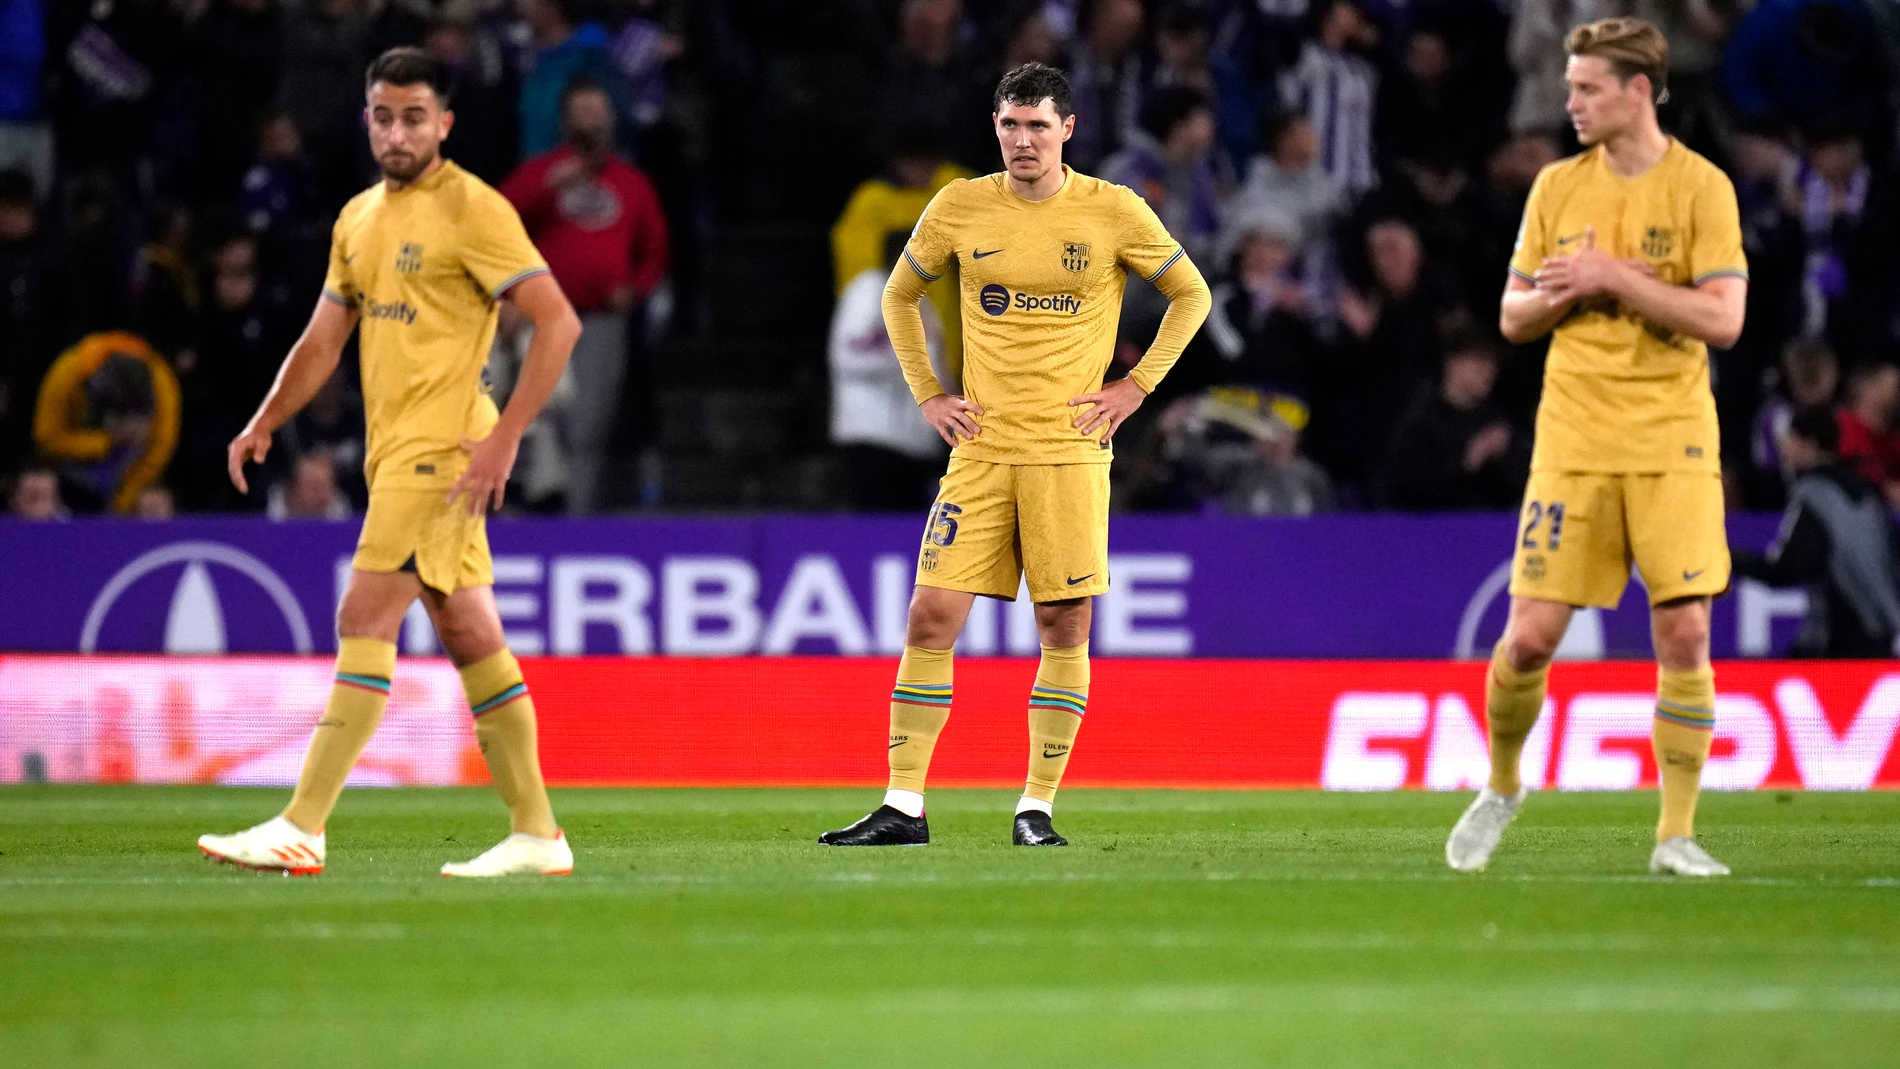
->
xmin=351 ymin=487 xmax=493 ymax=594
xmin=1509 ymin=470 xmax=1729 ymax=608
xmin=915 ymin=458 xmax=1111 ymax=603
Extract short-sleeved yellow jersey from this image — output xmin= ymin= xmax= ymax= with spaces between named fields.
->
xmin=902 ymin=166 xmax=1194 ymax=466
xmin=1510 ymin=139 xmax=1747 ymax=474
xmin=322 ymin=160 xmax=549 ymax=490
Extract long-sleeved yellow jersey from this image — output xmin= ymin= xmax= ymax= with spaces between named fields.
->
xmin=882 ymin=166 xmax=1210 ymax=466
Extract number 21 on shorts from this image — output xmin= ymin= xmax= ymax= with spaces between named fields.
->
xmin=1522 ymin=500 xmax=1565 ymax=550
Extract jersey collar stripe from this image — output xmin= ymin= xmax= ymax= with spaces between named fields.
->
xmin=492 ymin=266 xmax=551 ymax=298
xmin=903 ymin=249 xmax=941 ymax=282
xmin=1141 ymin=247 xmax=1185 ymax=283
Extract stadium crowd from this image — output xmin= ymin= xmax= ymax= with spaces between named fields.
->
xmin=1 ymin=0 xmax=1896 ymax=519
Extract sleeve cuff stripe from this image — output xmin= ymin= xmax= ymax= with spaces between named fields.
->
xmin=493 ymin=266 xmax=551 ymax=297
xmin=321 ymin=288 xmax=353 ymax=307
xmin=1694 ymin=269 xmax=1749 ymax=283
xmin=903 ymin=250 xmax=940 ymax=282
xmin=1143 ymin=248 xmax=1185 ymax=282
xmin=1508 ymin=266 xmax=1538 ymax=285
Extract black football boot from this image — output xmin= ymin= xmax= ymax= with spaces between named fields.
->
xmin=818 ymin=805 xmax=929 ymax=846
xmin=1012 ymin=810 xmax=1068 ymax=846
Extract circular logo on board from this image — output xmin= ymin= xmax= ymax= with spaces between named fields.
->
xmin=979 ymin=284 xmax=1010 ymax=316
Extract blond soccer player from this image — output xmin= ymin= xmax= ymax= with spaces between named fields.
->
xmin=198 ymin=48 xmax=583 ymax=878
xmin=1446 ymin=19 xmax=1747 ymax=877
xmin=819 ymin=63 xmax=1212 ymax=847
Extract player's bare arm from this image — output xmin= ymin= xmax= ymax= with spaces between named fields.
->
xmin=448 ymin=272 xmax=581 ymax=515
xmin=227 ymin=295 xmax=360 ymax=493
xmin=1498 ymin=273 xmax=1574 ymax=344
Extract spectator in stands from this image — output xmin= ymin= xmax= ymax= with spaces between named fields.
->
xmin=1103 ymin=87 xmax=1224 ymax=266
xmin=1734 ymin=406 xmax=1900 ymax=658
xmin=135 ymin=484 xmax=175 ymax=520
xmin=829 ymin=233 xmax=950 ymax=512
xmin=1148 ymin=3 xmax=1253 ymax=168
xmin=280 ymin=371 xmax=367 ymax=509
xmin=130 ymin=205 xmax=200 ymax=361
xmin=240 ymin=114 xmax=322 ymax=241
xmin=183 ymin=0 xmax=283 ymax=204
xmin=1279 ymin=0 xmax=1379 ymax=195
xmin=1784 ymin=122 xmax=1871 ymax=348
xmin=419 ymin=17 xmax=519 ymax=187
xmin=501 ymin=79 xmax=669 ymax=514
xmin=1162 ymin=388 xmax=1335 ymax=516
xmin=0 ymin=167 xmax=77 ymax=474
xmin=516 ymin=0 xmax=623 ymax=160
xmin=269 ymin=448 xmax=352 ymax=520
xmin=32 ymin=331 xmax=179 ymax=515
xmin=1723 ymin=0 xmax=1886 ymax=137
xmin=6 ymin=459 xmax=65 ymax=520
xmin=1377 ymin=27 xmax=1478 ymax=172
xmin=831 ymin=126 xmax=970 ymax=364
xmin=879 ymin=0 xmax=985 ymax=166
xmin=1378 ymin=336 xmax=1529 ymax=511
xmin=1836 ymin=362 xmax=1900 ymax=505
xmin=998 ymin=4 xmax=1062 ymax=69
xmin=276 ymin=0 xmax=372 ymax=207
xmin=173 ymin=234 xmax=289 ymax=512
xmin=1238 ymin=111 xmax=1343 ymax=243
xmin=1507 ymin=0 xmax=1598 ymax=136
xmin=1067 ymin=0 xmax=1147 ymax=172
xmin=1751 ymin=339 xmax=1840 ymax=503
xmin=1199 ymin=209 xmax=1323 ymax=401
xmin=0 ymin=0 xmax=50 ymax=197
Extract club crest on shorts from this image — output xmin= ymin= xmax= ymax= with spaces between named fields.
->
xmin=1522 ymin=554 xmax=1546 ymax=582
xmin=396 ymin=242 xmax=424 ymax=274
xmin=1061 ymin=242 xmax=1091 ymax=273
xmin=1641 ymin=227 xmax=1672 ymax=259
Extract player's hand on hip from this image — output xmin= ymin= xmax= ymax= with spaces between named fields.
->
xmin=449 ymin=432 xmax=520 ymax=516
xmin=1069 ymin=377 xmax=1147 ymax=444
xmin=226 ymin=425 xmax=271 ymax=494
xmin=921 ymin=394 xmax=984 ymax=447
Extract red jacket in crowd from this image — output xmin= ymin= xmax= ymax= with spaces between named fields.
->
xmin=500 ymin=146 xmax=669 ymax=315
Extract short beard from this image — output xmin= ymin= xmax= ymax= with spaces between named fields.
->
xmin=379 ymin=148 xmax=437 ymax=184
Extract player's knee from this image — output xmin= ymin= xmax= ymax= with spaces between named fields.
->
xmin=1499 ymin=627 xmax=1559 ymax=673
xmin=904 ymin=599 xmax=963 ymax=648
xmin=335 ymin=602 xmax=400 ymax=643
xmin=1033 ymin=601 xmax=1089 ymax=647
xmin=1653 ymin=609 xmax=1711 ymax=668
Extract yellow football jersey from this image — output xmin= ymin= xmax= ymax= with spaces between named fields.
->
xmin=321 ymin=160 xmax=549 ymax=490
xmin=1510 ymin=139 xmax=1746 ymax=474
xmin=896 ymin=166 xmax=1204 ymax=465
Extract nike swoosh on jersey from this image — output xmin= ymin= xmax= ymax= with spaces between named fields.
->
xmin=972 ymin=248 xmax=1003 ymax=259
xmin=1555 ymin=233 xmax=1583 ymax=246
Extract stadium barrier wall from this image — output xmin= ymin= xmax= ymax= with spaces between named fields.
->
xmin=3 ymin=655 xmax=1896 ymax=790
xmin=0 ymin=514 xmax=1805 ymax=659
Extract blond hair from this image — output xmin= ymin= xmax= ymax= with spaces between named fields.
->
xmin=1565 ymin=18 xmax=1670 ymax=104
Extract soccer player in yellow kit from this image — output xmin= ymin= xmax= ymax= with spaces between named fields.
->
xmin=821 ymin=63 xmax=1211 ymax=847
xmin=197 ymin=49 xmax=584 ymax=877
xmin=1445 ymin=19 xmax=1747 ymax=877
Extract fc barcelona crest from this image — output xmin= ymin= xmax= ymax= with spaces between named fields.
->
xmin=395 ymin=242 xmax=424 ymax=274
xmin=1641 ymin=227 xmax=1672 ymax=259
xmin=1061 ymin=242 xmax=1091 ymax=273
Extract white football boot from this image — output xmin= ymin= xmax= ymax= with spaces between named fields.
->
xmin=1649 ymin=836 xmax=1731 ymax=877
xmin=198 ymin=816 xmax=326 ymax=876
xmin=440 ymin=831 xmax=572 ymax=878
xmin=1445 ymin=786 xmax=1528 ymax=872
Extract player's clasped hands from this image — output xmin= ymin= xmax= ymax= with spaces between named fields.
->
xmin=1069 ymin=377 xmax=1147 ymax=445
xmin=448 ymin=432 xmax=520 ymax=516
xmin=1536 ymin=225 xmax=1655 ymax=305
xmin=921 ymin=394 xmax=985 ymax=447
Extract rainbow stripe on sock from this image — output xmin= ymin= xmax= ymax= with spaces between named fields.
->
xmin=471 ymin=681 xmax=528 ymax=717
xmin=1028 ymin=685 xmax=1088 ymax=716
xmin=1655 ymin=699 xmax=1715 ymax=730
xmin=891 ymin=682 xmax=953 ymax=707
xmin=335 ymin=672 xmax=391 ymax=695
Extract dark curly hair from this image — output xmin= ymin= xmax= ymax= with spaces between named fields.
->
xmin=994 ymin=62 xmax=1073 ymax=118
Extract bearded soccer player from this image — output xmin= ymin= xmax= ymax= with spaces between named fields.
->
xmin=197 ymin=48 xmax=583 ymax=877
xmin=820 ymin=63 xmax=1211 ymax=847
xmin=1445 ymin=19 xmax=1747 ymax=877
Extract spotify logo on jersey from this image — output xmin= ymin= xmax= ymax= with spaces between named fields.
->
xmin=979 ymin=284 xmax=1011 ymax=316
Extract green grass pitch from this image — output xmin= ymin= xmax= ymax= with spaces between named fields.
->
xmin=2 ymin=786 xmax=1898 ymax=1068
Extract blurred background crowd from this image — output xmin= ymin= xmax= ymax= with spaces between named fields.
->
xmin=0 ymin=0 xmax=1896 ymax=522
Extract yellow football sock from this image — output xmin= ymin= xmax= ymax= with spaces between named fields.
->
xmin=1024 ymin=644 xmax=1089 ymax=804
xmin=1654 ymin=664 xmax=1716 ymax=842
xmin=284 ymin=637 xmax=397 ymax=833
xmin=887 ymin=646 xmax=954 ymax=794
xmin=460 ymin=649 xmax=557 ymax=839
xmin=1485 ymin=643 xmax=1549 ymax=796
